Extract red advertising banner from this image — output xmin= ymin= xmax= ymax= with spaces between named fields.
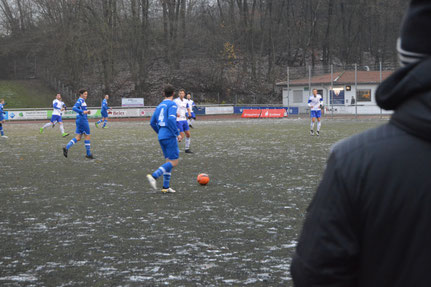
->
xmin=241 ymin=109 xmax=261 ymax=118
xmin=260 ymin=109 xmax=285 ymax=118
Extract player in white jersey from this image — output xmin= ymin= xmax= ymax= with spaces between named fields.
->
xmin=40 ymin=94 xmax=69 ymax=137
xmin=186 ymin=92 xmax=196 ymax=128
xmin=308 ymin=89 xmax=323 ymax=136
xmin=174 ymin=89 xmax=193 ymax=153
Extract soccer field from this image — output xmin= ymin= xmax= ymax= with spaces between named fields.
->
xmin=0 ymin=118 xmax=385 ymax=286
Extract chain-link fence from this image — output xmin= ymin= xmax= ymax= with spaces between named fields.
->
xmin=279 ymin=63 xmax=398 ymax=116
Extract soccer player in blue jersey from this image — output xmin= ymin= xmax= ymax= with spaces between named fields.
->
xmin=147 ymin=84 xmax=182 ymax=193
xmin=63 ymin=89 xmax=94 ymax=159
xmin=39 ymin=94 xmax=69 ymax=137
xmin=0 ymin=99 xmax=7 ymax=138
xmin=308 ymin=89 xmax=323 ymax=136
xmin=95 ymin=94 xmax=112 ymax=128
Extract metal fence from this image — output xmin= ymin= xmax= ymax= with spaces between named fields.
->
xmin=282 ymin=63 xmax=398 ymax=117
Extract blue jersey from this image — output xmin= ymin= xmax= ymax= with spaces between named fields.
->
xmin=101 ymin=99 xmax=110 ymax=111
xmin=150 ymin=99 xmax=179 ymax=140
xmin=73 ymin=98 xmax=88 ymax=122
xmin=0 ymin=103 xmax=4 ymax=120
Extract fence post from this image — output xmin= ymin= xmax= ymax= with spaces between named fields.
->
xmin=355 ymin=63 xmax=358 ymax=119
xmin=287 ymin=66 xmax=290 ymax=117
xmin=331 ymin=64 xmax=334 ymax=119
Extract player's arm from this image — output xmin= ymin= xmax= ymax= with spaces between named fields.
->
xmin=72 ymin=101 xmax=84 ymax=115
xmin=168 ymin=105 xmax=180 ymax=137
xmin=150 ymin=110 xmax=159 ymax=134
xmin=307 ymin=98 xmax=313 ymax=108
xmin=186 ymin=103 xmax=192 ymax=118
xmin=291 ymin=152 xmax=359 ymax=286
xmin=53 ymin=102 xmax=61 ymax=111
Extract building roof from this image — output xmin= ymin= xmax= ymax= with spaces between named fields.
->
xmin=276 ymin=70 xmax=394 ymax=86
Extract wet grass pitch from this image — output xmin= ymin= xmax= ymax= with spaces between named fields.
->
xmin=0 ymin=117 xmax=385 ymax=286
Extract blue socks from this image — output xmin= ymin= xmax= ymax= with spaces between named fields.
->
xmin=96 ymin=119 xmax=102 ymax=124
xmin=84 ymin=140 xmax=91 ymax=156
xmin=152 ymin=162 xmax=173 ymax=180
xmin=0 ymin=124 xmax=3 ymax=136
xmin=163 ymin=172 xmax=171 ymax=189
xmin=102 ymin=120 xmax=107 ymax=127
xmin=66 ymin=138 xmax=77 ymax=150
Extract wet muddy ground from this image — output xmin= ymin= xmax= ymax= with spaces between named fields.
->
xmin=0 ymin=118 xmax=385 ymax=286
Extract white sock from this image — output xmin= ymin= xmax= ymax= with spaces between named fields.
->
xmin=310 ymin=121 xmax=315 ymax=130
xmin=60 ymin=124 xmax=65 ymax=134
xmin=185 ymin=137 xmax=191 ymax=150
xmin=190 ymin=119 xmax=194 ymax=125
xmin=42 ymin=122 xmax=52 ymax=129
xmin=317 ymin=121 xmax=321 ymax=131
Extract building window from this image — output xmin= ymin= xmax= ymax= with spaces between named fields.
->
xmin=330 ymin=88 xmax=345 ymax=105
xmin=357 ymin=89 xmax=372 ymax=102
xmin=293 ymin=90 xmax=303 ymax=103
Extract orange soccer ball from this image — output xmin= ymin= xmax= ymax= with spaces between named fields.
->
xmin=197 ymin=173 xmax=210 ymax=185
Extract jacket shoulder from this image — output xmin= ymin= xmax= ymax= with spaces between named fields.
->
xmin=331 ymin=123 xmax=404 ymax=157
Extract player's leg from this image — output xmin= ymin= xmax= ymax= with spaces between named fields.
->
xmin=148 ymin=138 xmax=178 ymax=193
xmin=183 ymin=122 xmax=192 ymax=153
xmin=82 ymin=121 xmax=93 ymax=159
xmin=190 ymin=113 xmax=196 ymax=127
xmin=0 ymin=121 xmax=6 ymax=138
xmin=64 ymin=133 xmax=81 ymax=157
xmin=96 ymin=114 xmax=104 ymax=128
xmin=316 ymin=112 xmax=322 ymax=136
xmin=161 ymin=138 xmax=179 ymax=193
xmin=40 ymin=117 xmax=55 ymax=133
xmin=84 ymin=133 xmax=93 ymax=159
xmin=310 ymin=111 xmax=316 ymax=135
xmin=102 ymin=117 xmax=108 ymax=128
xmin=57 ymin=117 xmax=69 ymax=137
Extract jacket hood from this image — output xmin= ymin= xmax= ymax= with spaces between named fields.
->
xmin=376 ymin=58 xmax=431 ymax=141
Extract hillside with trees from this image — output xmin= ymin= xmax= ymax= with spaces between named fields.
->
xmin=0 ymin=0 xmax=408 ymax=106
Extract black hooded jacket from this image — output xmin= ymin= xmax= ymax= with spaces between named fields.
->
xmin=291 ymin=58 xmax=431 ymax=287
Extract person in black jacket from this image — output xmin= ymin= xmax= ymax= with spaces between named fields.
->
xmin=291 ymin=1 xmax=431 ymax=286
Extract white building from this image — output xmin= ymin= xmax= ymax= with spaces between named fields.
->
xmin=276 ymin=70 xmax=394 ymax=114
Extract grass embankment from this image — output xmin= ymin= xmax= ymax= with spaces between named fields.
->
xmin=0 ymin=80 xmax=56 ymax=108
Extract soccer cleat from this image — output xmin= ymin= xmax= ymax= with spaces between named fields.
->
xmin=63 ymin=147 xmax=68 ymax=158
xmin=95 ymin=122 xmax=99 ymax=128
xmin=185 ymin=149 xmax=193 ymax=154
xmin=310 ymin=130 xmax=314 ymax=136
xmin=147 ymin=174 xmax=157 ymax=190
xmin=39 ymin=127 xmax=44 ymax=134
xmin=62 ymin=132 xmax=69 ymax=137
xmin=161 ymin=187 xmax=176 ymax=193
xmin=102 ymin=126 xmax=108 ymax=129
xmin=86 ymin=154 xmax=94 ymax=159
xmin=189 ymin=124 xmax=193 ymax=129
xmin=1 ymin=135 xmax=8 ymax=139
xmin=316 ymin=131 xmax=320 ymax=136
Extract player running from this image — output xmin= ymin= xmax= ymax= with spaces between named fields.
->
xmin=186 ymin=92 xmax=197 ymax=128
xmin=39 ymin=94 xmax=69 ymax=137
xmin=95 ymin=94 xmax=112 ymax=128
xmin=0 ymin=99 xmax=7 ymax=138
xmin=63 ymin=89 xmax=94 ymax=159
xmin=308 ymin=89 xmax=323 ymax=136
xmin=147 ymin=84 xmax=182 ymax=193
xmin=174 ymin=89 xmax=193 ymax=153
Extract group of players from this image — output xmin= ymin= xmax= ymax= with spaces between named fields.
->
xmin=34 ymin=86 xmax=196 ymax=194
